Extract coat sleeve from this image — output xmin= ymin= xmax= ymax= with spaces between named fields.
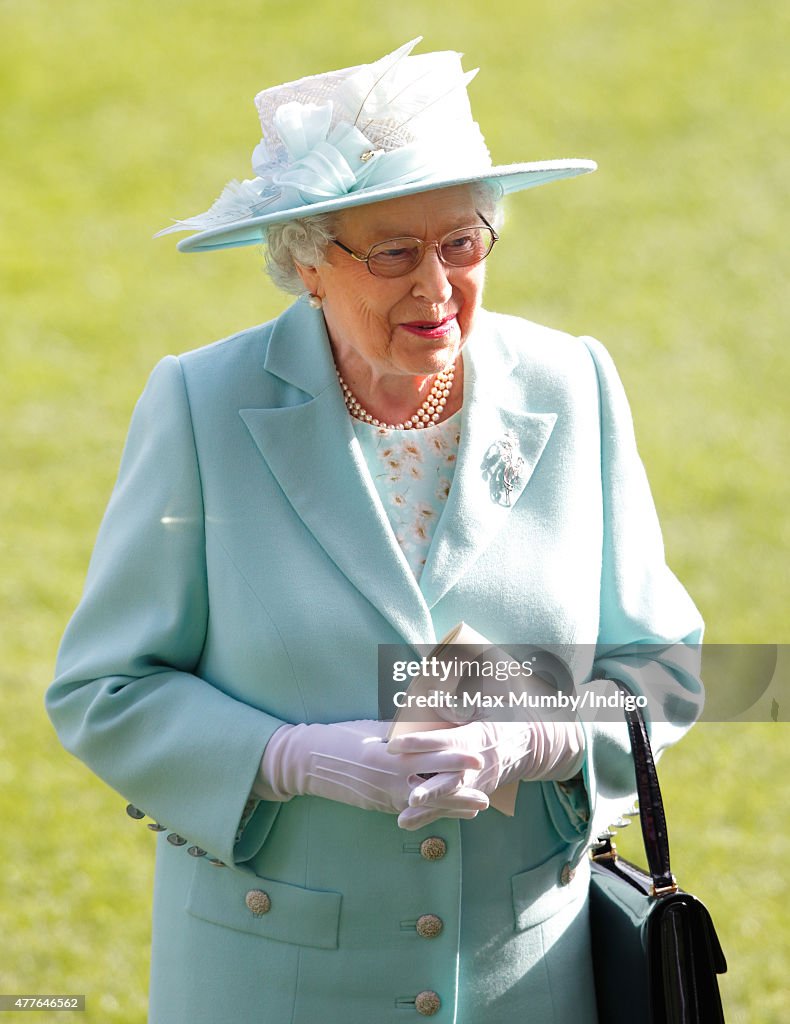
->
xmin=46 ymin=356 xmax=285 ymax=864
xmin=545 ymin=336 xmax=705 ymax=855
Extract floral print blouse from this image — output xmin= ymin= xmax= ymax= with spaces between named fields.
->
xmin=352 ymin=411 xmax=462 ymax=581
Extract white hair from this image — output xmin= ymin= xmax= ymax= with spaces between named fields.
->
xmin=262 ymin=181 xmax=504 ymax=296
xmin=264 ymin=213 xmax=338 ymax=295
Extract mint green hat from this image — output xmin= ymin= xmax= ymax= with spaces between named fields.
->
xmin=157 ymin=37 xmax=596 ymax=253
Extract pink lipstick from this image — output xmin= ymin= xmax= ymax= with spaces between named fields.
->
xmin=400 ymin=314 xmax=457 ymax=338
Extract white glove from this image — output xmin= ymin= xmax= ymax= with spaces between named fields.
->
xmin=387 ymin=717 xmax=585 ymax=829
xmin=253 ymin=719 xmax=489 ymax=817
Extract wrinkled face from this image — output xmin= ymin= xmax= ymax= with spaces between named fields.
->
xmin=295 ymin=186 xmax=488 ymax=383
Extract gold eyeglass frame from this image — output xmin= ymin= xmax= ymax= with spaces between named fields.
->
xmin=331 ymin=212 xmax=499 ymax=277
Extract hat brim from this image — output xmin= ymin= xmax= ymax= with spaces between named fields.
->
xmin=174 ymin=159 xmax=596 ymax=253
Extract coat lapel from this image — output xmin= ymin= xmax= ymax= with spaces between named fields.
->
xmin=419 ymin=316 xmax=557 ymax=609
xmin=240 ymin=300 xmax=436 ymax=645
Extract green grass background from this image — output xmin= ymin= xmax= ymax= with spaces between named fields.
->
xmin=2 ymin=1 xmax=788 ymax=1021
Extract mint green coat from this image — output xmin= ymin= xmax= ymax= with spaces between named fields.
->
xmin=47 ymin=298 xmax=703 ymax=1023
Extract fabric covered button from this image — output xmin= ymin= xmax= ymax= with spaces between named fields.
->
xmin=419 ymin=837 xmax=447 ymax=861
xmin=245 ymin=889 xmax=271 ymax=916
xmin=414 ymin=990 xmax=441 ymax=1016
xmin=415 ymin=914 xmax=443 ymax=938
xmin=560 ymin=862 xmax=576 ymax=886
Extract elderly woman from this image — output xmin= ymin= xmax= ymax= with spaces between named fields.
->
xmin=47 ymin=38 xmax=703 ymax=1024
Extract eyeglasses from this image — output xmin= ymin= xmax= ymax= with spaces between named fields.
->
xmin=332 ymin=212 xmax=499 ymax=278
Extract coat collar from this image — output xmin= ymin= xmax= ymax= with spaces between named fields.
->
xmin=261 ymin=297 xmax=337 ymax=397
xmin=241 ymin=300 xmax=556 ymax=643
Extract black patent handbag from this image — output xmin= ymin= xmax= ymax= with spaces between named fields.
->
xmin=588 ymin=703 xmax=728 ymax=1023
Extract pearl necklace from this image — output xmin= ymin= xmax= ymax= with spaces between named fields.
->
xmin=336 ymin=366 xmax=455 ymax=430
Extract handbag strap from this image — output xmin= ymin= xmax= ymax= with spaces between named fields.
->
xmin=622 ymin=701 xmax=678 ymax=896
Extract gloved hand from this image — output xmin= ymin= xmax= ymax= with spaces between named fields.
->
xmin=253 ymin=719 xmax=489 ymax=817
xmin=388 ymin=717 xmax=585 ymax=830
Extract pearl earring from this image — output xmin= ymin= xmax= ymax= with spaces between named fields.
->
xmin=307 ymin=294 xmax=323 ymax=309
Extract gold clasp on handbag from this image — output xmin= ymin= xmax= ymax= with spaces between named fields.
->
xmin=650 ymin=876 xmax=679 ymax=897
xmin=590 ymin=832 xmax=618 ymax=863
